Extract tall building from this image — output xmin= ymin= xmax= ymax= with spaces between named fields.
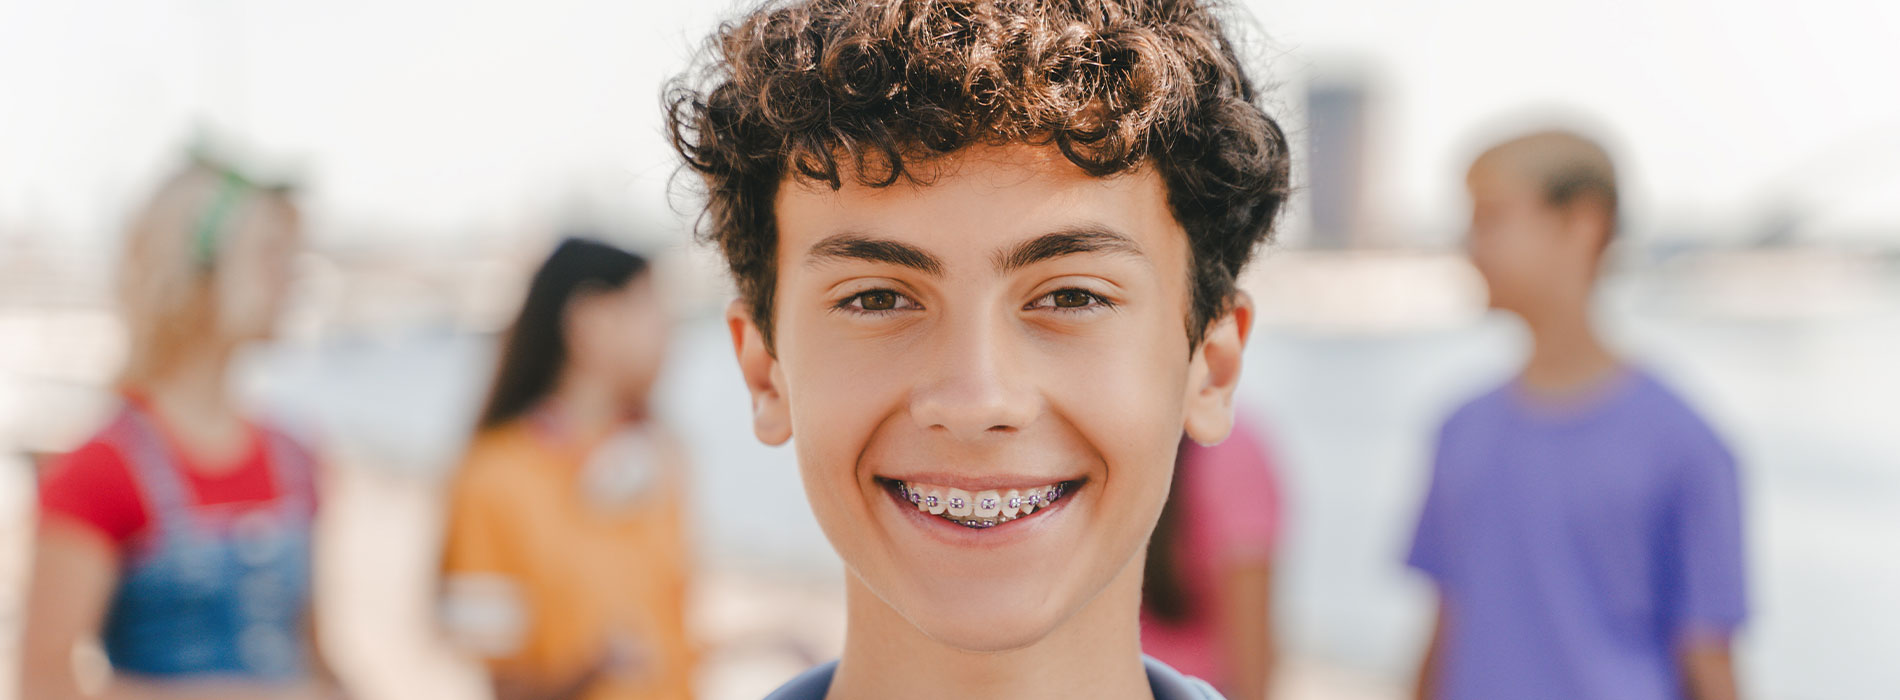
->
xmin=1305 ymin=73 xmax=1372 ymax=249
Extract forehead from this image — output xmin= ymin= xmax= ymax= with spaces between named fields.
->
xmin=1465 ymin=157 xmax=1543 ymax=204
xmin=773 ymin=144 xmax=1185 ymax=267
xmin=224 ymin=196 xmax=303 ymax=253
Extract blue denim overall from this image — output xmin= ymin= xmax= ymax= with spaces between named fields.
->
xmin=97 ymin=407 xmax=316 ymax=682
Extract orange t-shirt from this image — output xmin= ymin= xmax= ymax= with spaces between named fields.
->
xmin=440 ymin=420 xmax=694 ymax=700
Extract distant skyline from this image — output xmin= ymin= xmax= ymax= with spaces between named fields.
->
xmin=1 ymin=0 xmax=1895 ymax=249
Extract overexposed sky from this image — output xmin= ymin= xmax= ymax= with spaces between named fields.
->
xmin=1 ymin=0 xmax=1895 ymax=249
xmin=1260 ymin=0 xmax=1900 ymax=244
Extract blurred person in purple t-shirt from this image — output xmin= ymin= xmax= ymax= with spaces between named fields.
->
xmin=1407 ymin=129 xmax=1747 ymax=700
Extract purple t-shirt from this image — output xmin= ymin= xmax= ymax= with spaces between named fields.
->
xmin=1407 ymin=367 xmax=1746 ymax=700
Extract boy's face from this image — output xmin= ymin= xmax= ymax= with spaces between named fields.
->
xmin=728 ymin=144 xmax=1249 ymax=652
xmin=1465 ymin=161 xmax=1577 ymax=315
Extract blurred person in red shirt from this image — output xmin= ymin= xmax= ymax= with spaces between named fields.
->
xmin=20 ymin=152 xmax=345 ymax=700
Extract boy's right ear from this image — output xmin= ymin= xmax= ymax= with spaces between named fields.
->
xmin=726 ymin=299 xmax=792 ymax=445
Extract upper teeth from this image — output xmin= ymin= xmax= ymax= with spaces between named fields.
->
xmin=896 ymin=480 xmax=1068 ymax=528
xmin=946 ymin=489 xmax=973 ymax=517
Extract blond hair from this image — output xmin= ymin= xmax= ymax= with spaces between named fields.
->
xmin=115 ymin=162 xmax=295 ymax=388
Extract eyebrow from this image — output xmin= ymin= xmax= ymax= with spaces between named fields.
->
xmin=803 ymin=225 xmax=1146 ymax=277
xmin=994 ymin=226 xmax=1146 ymax=272
xmin=805 ymin=233 xmax=945 ymax=275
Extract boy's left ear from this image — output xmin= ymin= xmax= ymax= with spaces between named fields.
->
xmin=727 ymin=299 xmax=793 ymax=446
xmin=1183 ymin=291 xmax=1254 ymax=446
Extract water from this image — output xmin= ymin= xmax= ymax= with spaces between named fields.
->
xmin=235 ymin=274 xmax=1900 ymax=700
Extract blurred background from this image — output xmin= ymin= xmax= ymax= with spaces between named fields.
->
xmin=1 ymin=0 xmax=1896 ymax=699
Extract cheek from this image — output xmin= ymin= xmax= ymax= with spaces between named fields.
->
xmin=1470 ymin=238 xmax=1509 ymax=282
xmin=246 ymin=219 xmax=300 ymax=295
xmin=214 ymin=252 xmax=289 ymax=333
xmin=1474 ymin=230 xmax=1532 ymax=276
xmin=263 ymin=255 xmax=297 ymax=305
xmin=1033 ymin=313 xmax=1189 ymax=508
xmin=1037 ymin=332 xmax=1186 ymax=445
xmin=782 ymin=341 xmax=911 ymax=563
xmin=778 ymin=324 xmax=913 ymax=486
xmin=624 ymin=311 xmax=668 ymax=363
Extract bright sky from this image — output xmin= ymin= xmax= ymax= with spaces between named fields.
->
xmin=1 ymin=0 xmax=1895 ymax=249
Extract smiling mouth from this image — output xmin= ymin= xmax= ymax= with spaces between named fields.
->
xmin=876 ymin=477 xmax=1081 ymax=529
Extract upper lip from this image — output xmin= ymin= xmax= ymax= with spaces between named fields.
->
xmin=875 ymin=472 xmax=1083 ymax=491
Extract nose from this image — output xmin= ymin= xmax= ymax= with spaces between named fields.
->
xmin=907 ymin=310 xmax=1042 ymax=442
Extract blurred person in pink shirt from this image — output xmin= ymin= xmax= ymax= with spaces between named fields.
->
xmin=1141 ymin=415 xmax=1285 ymax=700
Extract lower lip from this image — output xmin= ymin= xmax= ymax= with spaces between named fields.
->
xmin=878 ymin=479 xmax=1084 ymax=548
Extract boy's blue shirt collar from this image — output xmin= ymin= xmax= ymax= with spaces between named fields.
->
xmin=762 ymin=654 xmax=1225 ymax=700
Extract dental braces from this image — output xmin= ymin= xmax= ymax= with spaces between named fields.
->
xmin=896 ymin=481 xmax=1068 ymax=528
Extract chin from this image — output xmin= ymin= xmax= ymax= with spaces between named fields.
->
xmin=895 ymin=575 xmax=1071 ymax=652
xmin=909 ymin=605 xmax=1062 ymax=653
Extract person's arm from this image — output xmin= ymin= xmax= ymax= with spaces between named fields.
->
xmin=1679 ymin=638 xmax=1739 ymax=700
xmin=490 ymin=662 xmax=610 ymax=700
xmin=654 ymin=424 xmax=701 ymax=682
xmin=1407 ymin=417 xmax=1465 ymax=700
xmin=1413 ymin=595 xmax=1448 ymax=700
xmin=20 ymin=520 xmax=323 ymax=700
xmin=439 ymin=571 xmax=605 ymax=700
xmin=1215 ymin=559 xmax=1274 ymax=700
xmin=301 ymin=605 xmax=351 ymax=699
xmin=302 ymin=457 xmax=351 ymax=700
xmin=439 ymin=458 xmax=605 ymax=700
xmin=20 ymin=518 xmax=120 ymax=700
xmin=1666 ymin=418 xmax=1747 ymax=700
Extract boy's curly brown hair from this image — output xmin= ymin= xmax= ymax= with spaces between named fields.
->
xmin=666 ymin=0 xmax=1291 ymax=347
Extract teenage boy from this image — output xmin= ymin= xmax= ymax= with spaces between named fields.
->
xmin=666 ymin=0 xmax=1290 ymax=697
xmin=1408 ymin=130 xmax=1747 ymax=700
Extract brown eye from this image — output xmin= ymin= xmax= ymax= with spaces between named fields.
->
xmin=859 ymin=291 xmax=898 ymax=311
xmin=1051 ymin=290 xmax=1094 ymax=308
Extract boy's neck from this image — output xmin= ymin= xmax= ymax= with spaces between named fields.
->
xmin=1518 ymin=301 xmax=1621 ymax=397
xmin=826 ymin=557 xmax=1156 ymax=700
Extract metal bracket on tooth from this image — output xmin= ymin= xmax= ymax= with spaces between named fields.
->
xmin=952 ymin=513 xmax=1017 ymax=528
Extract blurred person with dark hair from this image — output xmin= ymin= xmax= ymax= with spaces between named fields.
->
xmin=21 ymin=155 xmax=344 ymax=699
xmin=1141 ymin=418 xmax=1285 ymax=700
xmin=437 ymin=238 xmax=694 ymax=700
xmin=1407 ymin=130 xmax=1746 ymax=700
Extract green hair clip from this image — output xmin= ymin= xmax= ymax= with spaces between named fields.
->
xmin=186 ymin=148 xmax=295 ymax=271
xmin=191 ymin=169 xmax=253 ymax=270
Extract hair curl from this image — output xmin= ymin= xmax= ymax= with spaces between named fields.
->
xmin=667 ymin=0 xmax=1290 ymax=347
